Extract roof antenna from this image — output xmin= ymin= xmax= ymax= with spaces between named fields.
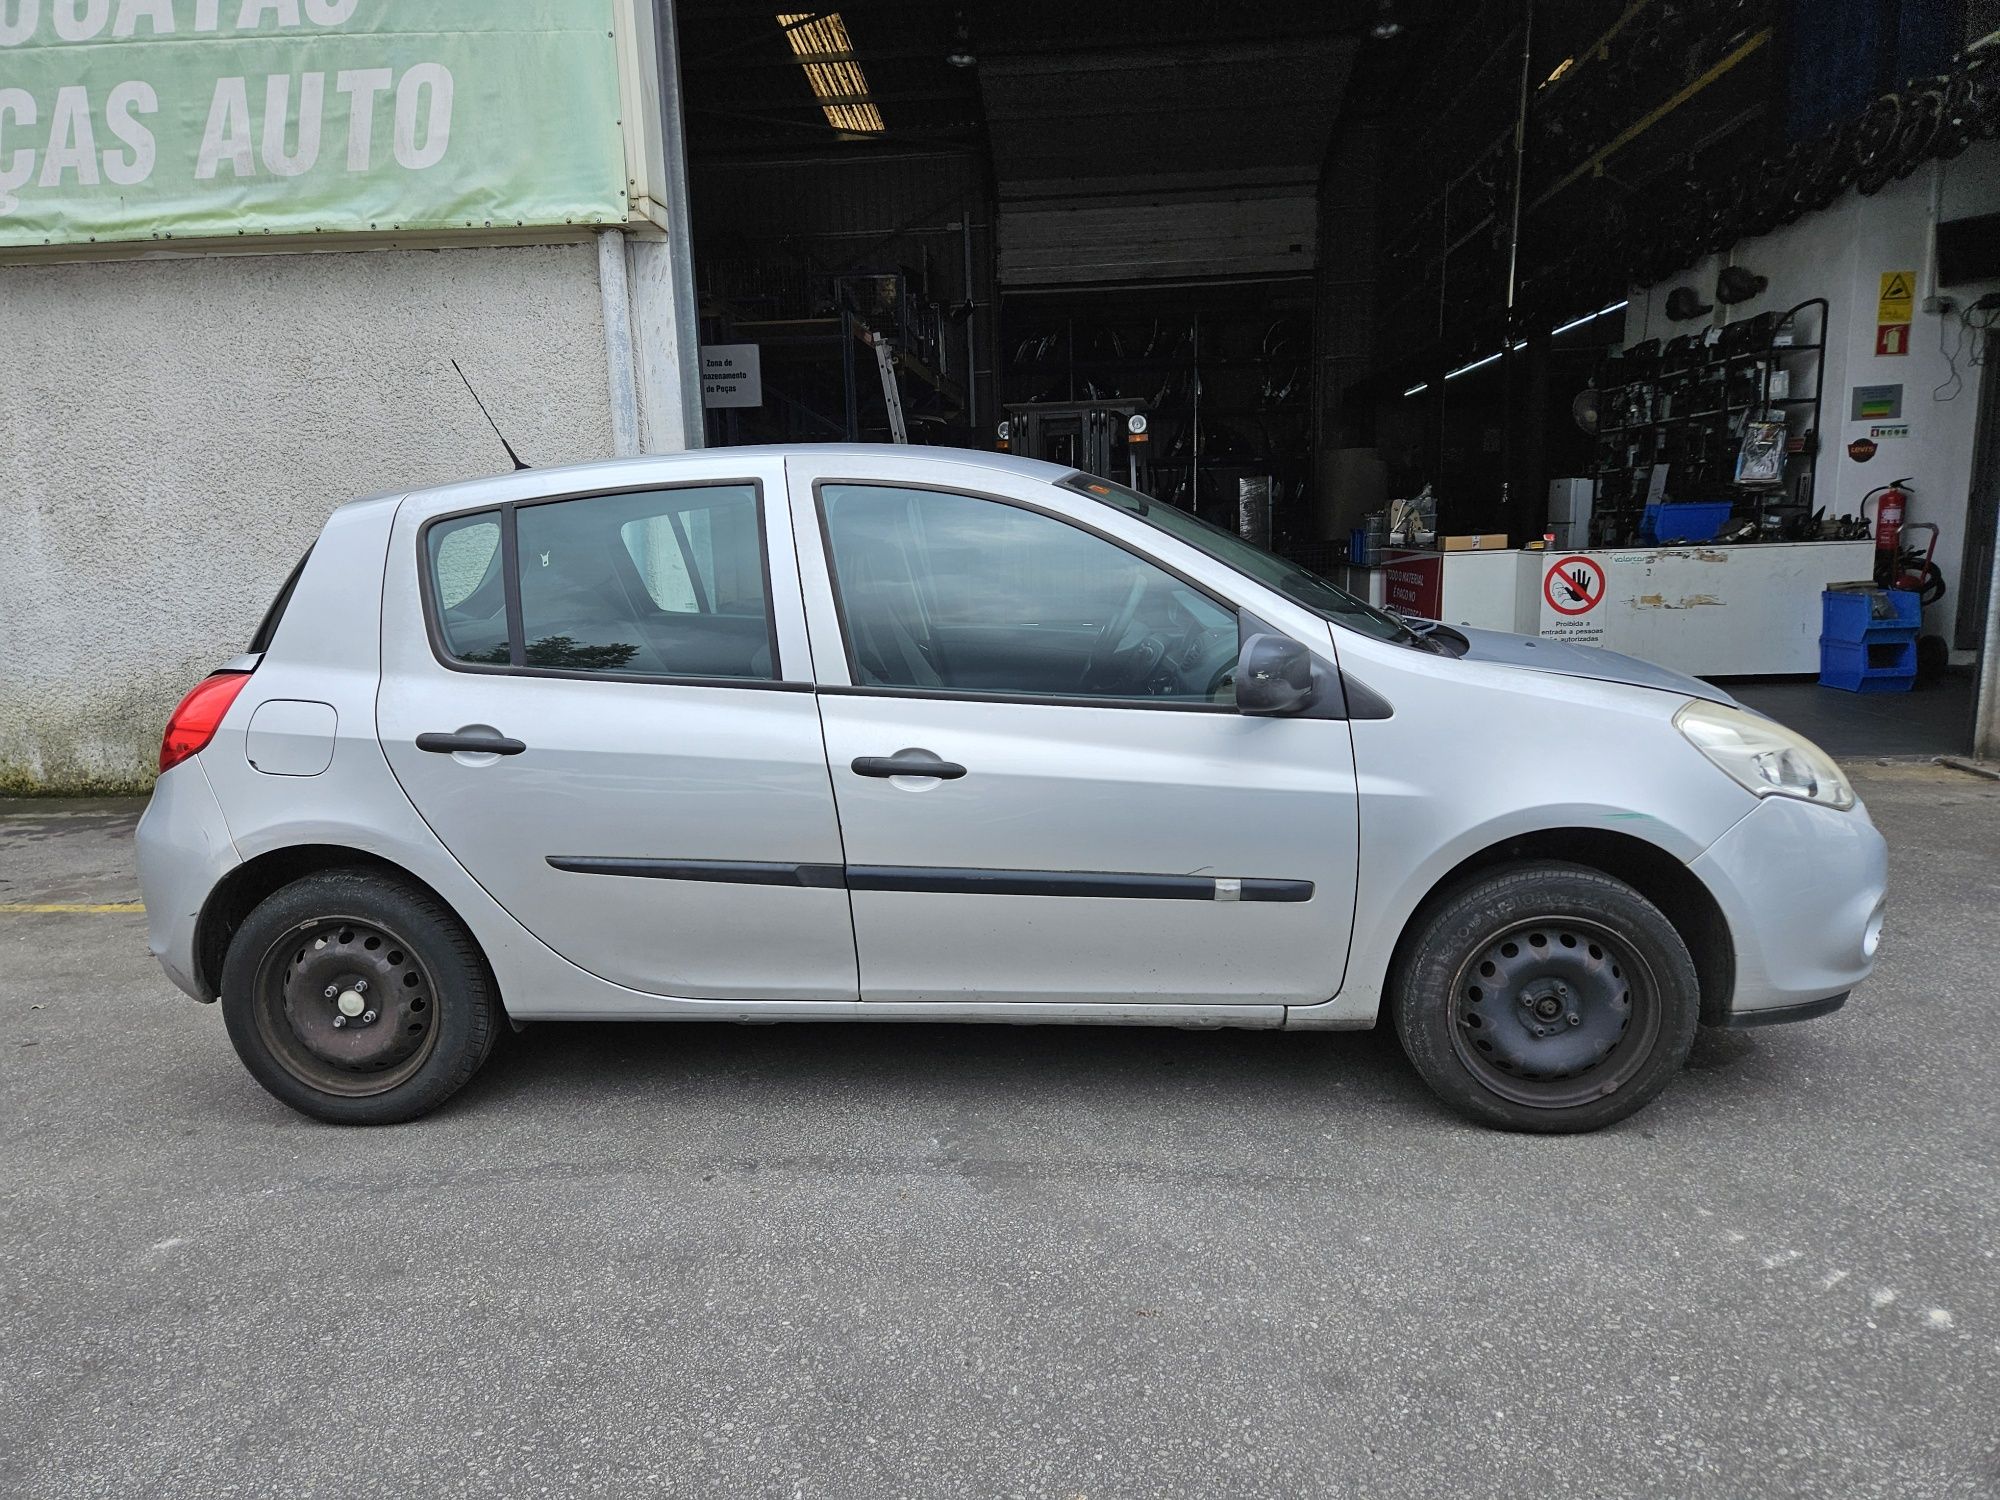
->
xmin=450 ymin=358 xmax=530 ymax=471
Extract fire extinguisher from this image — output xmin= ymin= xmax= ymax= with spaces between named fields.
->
xmin=1863 ymin=477 xmax=1911 ymax=586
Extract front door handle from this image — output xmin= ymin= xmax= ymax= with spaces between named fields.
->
xmin=851 ymin=750 xmax=966 ymax=781
xmin=416 ymin=731 xmax=527 ymax=756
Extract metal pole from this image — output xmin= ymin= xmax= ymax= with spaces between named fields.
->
xmin=653 ymin=0 xmax=705 ymax=447
xmin=961 ymin=210 xmax=979 ymax=433
xmin=1501 ymin=0 xmax=1535 ymax=519
xmin=1503 ymin=0 xmax=1535 ymax=319
xmin=596 ymin=229 xmax=642 ymax=457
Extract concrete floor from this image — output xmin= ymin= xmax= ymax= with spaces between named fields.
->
xmin=1726 ymin=672 xmax=1977 ymax=758
xmin=2 ymin=766 xmax=1996 ymax=1498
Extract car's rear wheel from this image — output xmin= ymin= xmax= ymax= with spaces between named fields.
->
xmin=219 ymin=870 xmax=498 ymax=1124
xmin=1391 ymin=862 xmax=1700 ymax=1133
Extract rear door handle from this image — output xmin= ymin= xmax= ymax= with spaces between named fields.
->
xmin=851 ymin=750 xmax=966 ymax=780
xmin=416 ymin=731 xmax=527 ymax=756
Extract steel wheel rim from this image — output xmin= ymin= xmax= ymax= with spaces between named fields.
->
xmin=250 ymin=915 xmax=443 ymax=1097
xmin=1447 ymin=914 xmax=1662 ymax=1111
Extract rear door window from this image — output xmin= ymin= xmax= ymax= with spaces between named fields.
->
xmin=423 ymin=485 xmax=778 ymax=682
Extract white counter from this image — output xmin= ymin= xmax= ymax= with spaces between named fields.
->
xmin=1338 ymin=541 xmax=1877 ymax=677
xmin=1530 ymin=541 xmax=1875 ymax=676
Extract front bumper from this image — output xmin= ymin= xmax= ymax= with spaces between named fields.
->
xmin=1690 ymin=794 xmax=1887 ymax=1022
xmin=133 ymin=759 xmax=241 ymax=1001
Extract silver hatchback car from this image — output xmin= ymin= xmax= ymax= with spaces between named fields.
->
xmin=136 ymin=446 xmax=1887 ymax=1131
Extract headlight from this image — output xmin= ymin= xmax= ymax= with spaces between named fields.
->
xmin=1674 ymin=700 xmax=1855 ymax=810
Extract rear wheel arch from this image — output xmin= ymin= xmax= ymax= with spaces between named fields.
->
xmin=195 ymin=845 xmax=500 ymax=1012
xmin=1386 ymin=828 xmax=1735 ymax=1026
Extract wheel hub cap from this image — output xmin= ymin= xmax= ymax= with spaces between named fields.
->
xmin=1458 ymin=924 xmax=1633 ymax=1081
xmin=279 ymin=923 xmax=433 ymax=1074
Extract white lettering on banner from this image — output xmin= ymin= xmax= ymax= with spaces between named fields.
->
xmin=53 ymin=0 xmax=109 ymax=42
xmin=0 ymin=89 xmax=34 ymax=211
xmin=38 ymin=84 xmax=96 ymax=186
xmin=102 ymin=78 xmax=155 ymax=183
xmin=0 ymin=3 xmax=41 ymax=50
xmin=393 ymin=62 xmax=450 ymax=170
xmin=113 ymin=0 xmax=174 ymax=36
xmin=260 ymin=70 xmax=321 ymax=175
xmin=335 ymin=65 xmax=389 ymax=170
xmin=0 ymin=1 xmax=605 ymax=246
xmin=237 ymin=0 xmax=299 ymax=27
xmin=194 ymin=73 xmax=253 ymax=177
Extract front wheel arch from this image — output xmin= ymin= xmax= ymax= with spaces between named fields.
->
xmin=195 ymin=845 xmax=501 ymax=1015
xmin=1384 ymin=828 xmax=1735 ymax=1026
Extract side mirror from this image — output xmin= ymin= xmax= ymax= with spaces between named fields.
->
xmin=1235 ymin=633 xmax=1314 ymax=716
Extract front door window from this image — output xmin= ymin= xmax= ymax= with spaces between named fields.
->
xmin=818 ymin=484 xmax=1238 ymax=704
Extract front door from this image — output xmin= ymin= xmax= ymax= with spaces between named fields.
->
xmin=789 ymin=455 xmax=1359 ymax=1006
xmin=376 ymin=462 xmax=856 ymax=1002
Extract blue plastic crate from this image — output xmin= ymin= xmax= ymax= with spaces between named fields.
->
xmin=1640 ymin=501 xmax=1734 ymax=544
xmin=1819 ymin=636 xmax=1916 ymax=693
xmin=1821 ymin=586 xmax=1920 ymax=643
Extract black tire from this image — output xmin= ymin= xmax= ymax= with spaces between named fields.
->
xmin=1391 ymin=862 xmax=1700 ymax=1133
xmin=219 ymin=870 xmax=499 ymax=1124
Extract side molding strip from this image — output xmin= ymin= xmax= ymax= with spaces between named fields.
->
xmin=549 ymin=858 xmax=1313 ymax=903
xmin=847 ymin=867 xmax=1313 ymax=902
xmin=546 ymin=857 xmax=846 ymax=889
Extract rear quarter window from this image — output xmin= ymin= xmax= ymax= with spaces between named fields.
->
xmin=426 ymin=511 xmax=508 ymax=663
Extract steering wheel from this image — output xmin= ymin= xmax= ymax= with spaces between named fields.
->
xmin=1087 ymin=573 xmax=1148 ymax=671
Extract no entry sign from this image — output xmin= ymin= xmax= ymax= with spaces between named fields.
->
xmin=1544 ymin=555 xmax=1605 ymax=616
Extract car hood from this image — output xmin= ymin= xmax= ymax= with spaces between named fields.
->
xmin=1448 ymin=626 xmax=1739 ymax=706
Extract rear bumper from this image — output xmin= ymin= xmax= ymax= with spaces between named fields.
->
xmin=1690 ymin=794 xmax=1887 ymax=1023
xmin=134 ymin=760 xmax=241 ymax=1001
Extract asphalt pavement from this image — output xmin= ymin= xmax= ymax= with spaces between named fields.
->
xmin=1 ymin=764 xmax=1995 ymax=1498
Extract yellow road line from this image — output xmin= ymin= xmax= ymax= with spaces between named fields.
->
xmin=0 ymin=902 xmax=145 ymax=913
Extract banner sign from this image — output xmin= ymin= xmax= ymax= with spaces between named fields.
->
xmin=0 ymin=0 xmax=628 ymax=249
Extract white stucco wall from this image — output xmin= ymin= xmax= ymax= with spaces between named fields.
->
xmin=0 ymin=242 xmax=618 ymax=791
xmin=1625 ymin=142 xmax=2000 ymax=653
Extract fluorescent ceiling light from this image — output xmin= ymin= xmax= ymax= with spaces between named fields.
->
xmin=776 ymin=12 xmax=885 ymax=135
xmin=1402 ymin=381 xmax=1429 ymax=397
xmin=1549 ymin=298 xmax=1630 ymax=337
xmin=1444 ymin=350 xmax=1502 ymax=380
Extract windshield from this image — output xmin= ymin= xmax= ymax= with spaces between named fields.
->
xmin=1059 ymin=475 xmax=1422 ymax=646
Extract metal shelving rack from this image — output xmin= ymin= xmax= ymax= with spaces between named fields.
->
xmin=1590 ymin=298 xmax=1827 ymax=545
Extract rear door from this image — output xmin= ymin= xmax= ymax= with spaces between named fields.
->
xmin=787 ymin=451 xmax=1360 ymax=1007
xmin=376 ymin=460 xmax=856 ymax=1002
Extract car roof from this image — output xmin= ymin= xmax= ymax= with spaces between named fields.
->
xmin=378 ymin=444 xmax=1080 ymax=517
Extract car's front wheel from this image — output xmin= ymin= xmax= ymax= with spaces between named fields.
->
xmin=1391 ymin=862 xmax=1700 ymax=1133
xmin=219 ymin=870 xmax=499 ymax=1124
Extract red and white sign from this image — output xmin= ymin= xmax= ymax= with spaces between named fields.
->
xmin=1543 ymin=555 xmax=1605 ymax=616
xmin=1383 ymin=551 xmax=1443 ymax=618
xmin=1875 ymin=323 xmax=1909 ymax=357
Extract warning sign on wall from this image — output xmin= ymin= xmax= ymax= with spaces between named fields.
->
xmin=1877 ymin=271 xmax=1915 ymax=323
xmin=1540 ymin=555 xmax=1607 ymax=645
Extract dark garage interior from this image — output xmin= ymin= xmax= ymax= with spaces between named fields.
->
xmin=673 ymin=0 xmax=2000 ymax=752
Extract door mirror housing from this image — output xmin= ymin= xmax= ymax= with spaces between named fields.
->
xmin=1235 ymin=632 xmax=1315 ymax=715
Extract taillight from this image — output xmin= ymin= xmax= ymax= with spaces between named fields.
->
xmin=159 ymin=672 xmax=252 ymax=773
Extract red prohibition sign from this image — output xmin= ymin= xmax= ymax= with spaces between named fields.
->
xmin=1545 ymin=555 xmax=1606 ymax=616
